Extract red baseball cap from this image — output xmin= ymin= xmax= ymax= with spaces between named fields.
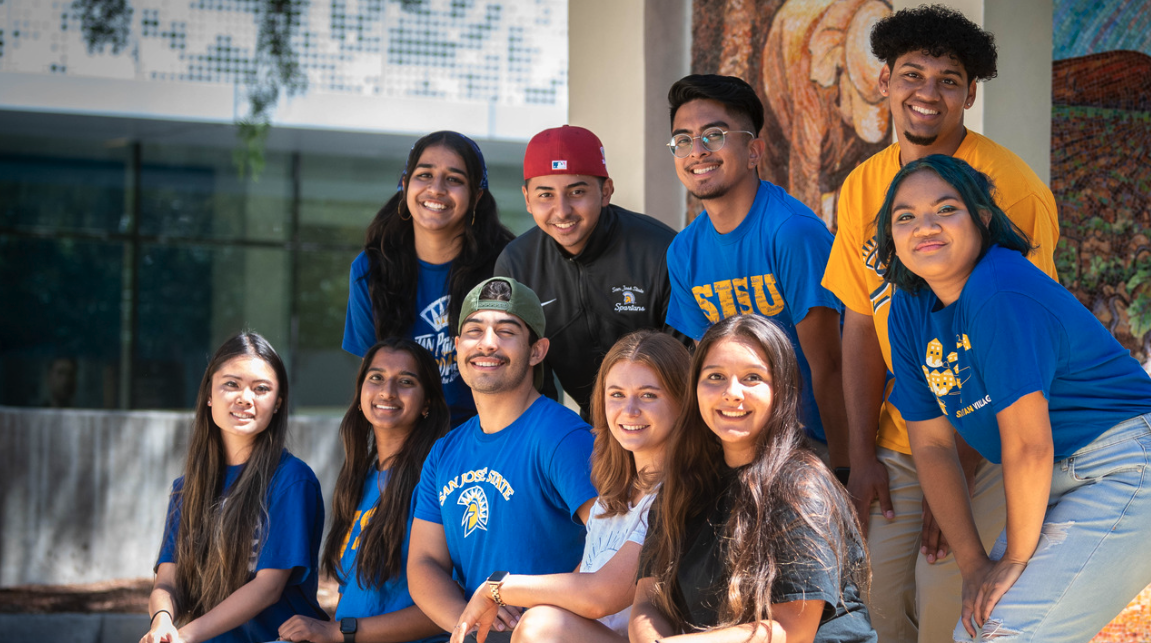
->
xmin=523 ymin=125 xmax=609 ymax=180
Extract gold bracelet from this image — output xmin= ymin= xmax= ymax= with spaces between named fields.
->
xmin=489 ymin=580 xmax=506 ymax=607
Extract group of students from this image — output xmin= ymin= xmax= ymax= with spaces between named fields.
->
xmin=141 ymin=5 xmax=1151 ymax=643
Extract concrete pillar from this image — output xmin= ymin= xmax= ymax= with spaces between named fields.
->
xmin=893 ymin=0 xmax=1052 ymax=183
xmin=569 ymin=0 xmax=691 ymax=229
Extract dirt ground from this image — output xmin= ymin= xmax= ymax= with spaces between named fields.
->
xmin=1 ymin=578 xmax=1148 ymax=642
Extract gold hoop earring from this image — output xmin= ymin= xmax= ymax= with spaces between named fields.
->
xmin=422 ymin=409 xmax=429 ymax=418
xmin=471 ymin=209 xmax=477 ymax=226
xmin=399 ymin=199 xmax=412 ymax=221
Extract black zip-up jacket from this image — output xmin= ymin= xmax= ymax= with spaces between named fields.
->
xmin=494 ymin=203 xmax=686 ymax=416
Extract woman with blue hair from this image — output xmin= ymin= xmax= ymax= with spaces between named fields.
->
xmin=877 ymin=154 xmax=1151 ymax=643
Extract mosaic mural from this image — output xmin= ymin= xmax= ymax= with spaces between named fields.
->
xmin=1054 ymin=4 xmax=1151 ymax=641
xmin=1051 ymin=0 xmax=1151 ymax=368
xmin=690 ymin=0 xmax=892 ymax=228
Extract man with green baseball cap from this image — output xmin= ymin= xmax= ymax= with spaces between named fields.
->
xmin=409 ymin=277 xmax=598 ymax=642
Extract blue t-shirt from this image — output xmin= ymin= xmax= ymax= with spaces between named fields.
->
xmin=157 ymin=451 xmax=327 ymax=643
xmin=889 ymin=245 xmax=1151 ymax=463
xmin=665 ymin=180 xmax=842 ymax=441
xmin=412 ymin=395 xmax=598 ymax=595
xmin=343 ymin=252 xmax=475 ymax=426
xmin=334 ymin=468 xmax=447 ymax=642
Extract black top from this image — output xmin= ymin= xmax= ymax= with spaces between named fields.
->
xmin=641 ymin=470 xmax=877 ymax=642
xmin=494 ymin=204 xmax=686 ymax=415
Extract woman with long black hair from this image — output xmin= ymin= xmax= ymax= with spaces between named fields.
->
xmin=278 ymin=338 xmax=449 ymax=643
xmin=141 ymin=332 xmax=326 ymax=643
xmin=343 ymin=132 xmax=514 ymax=427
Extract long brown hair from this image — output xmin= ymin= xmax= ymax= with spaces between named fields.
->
xmin=321 ymin=338 xmax=449 ymax=588
xmin=642 ymin=315 xmax=867 ymax=632
xmin=363 ymin=131 xmax=514 ymax=341
xmin=590 ymin=330 xmax=690 ymax=517
xmin=172 ymin=332 xmax=290 ymax=622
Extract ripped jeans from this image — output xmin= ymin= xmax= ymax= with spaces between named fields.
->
xmin=953 ymin=412 xmax=1151 ymax=643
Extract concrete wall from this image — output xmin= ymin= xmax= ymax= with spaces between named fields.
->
xmin=0 ymin=407 xmax=343 ymax=586
xmin=569 ymin=0 xmax=691 ymax=228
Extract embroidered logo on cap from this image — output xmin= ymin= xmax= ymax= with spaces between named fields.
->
xmin=551 ymin=160 xmax=567 ymax=170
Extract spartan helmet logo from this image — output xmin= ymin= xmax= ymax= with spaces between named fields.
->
xmin=622 ymin=290 xmax=635 ymax=305
xmin=457 ymin=486 xmax=489 ymax=538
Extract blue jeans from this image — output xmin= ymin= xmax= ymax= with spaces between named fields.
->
xmin=953 ymin=412 xmax=1151 ymax=642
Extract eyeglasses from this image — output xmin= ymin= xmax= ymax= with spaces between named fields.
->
xmin=667 ymin=128 xmax=756 ymax=158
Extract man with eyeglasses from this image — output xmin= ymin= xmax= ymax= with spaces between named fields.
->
xmin=494 ymin=124 xmax=684 ymax=418
xmin=663 ymin=74 xmax=849 ymax=469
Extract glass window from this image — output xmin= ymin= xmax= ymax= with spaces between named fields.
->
xmin=295 ymin=248 xmax=361 ymax=411
xmin=135 ymin=244 xmax=290 ymax=409
xmin=0 ymin=236 xmax=124 ymax=408
xmin=139 ymin=144 xmax=293 ymax=243
xmin=0 ymin=136 xmax=128 ymax=235
xmin=299 ymin=154 xmax=401 ymax=246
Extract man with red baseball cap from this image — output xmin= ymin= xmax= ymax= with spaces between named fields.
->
xmin=494 ymin=125 xmax=685 ymax=417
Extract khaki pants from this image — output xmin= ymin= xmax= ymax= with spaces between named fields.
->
xmin=864 ymin=448 xmax=1005 ymax=643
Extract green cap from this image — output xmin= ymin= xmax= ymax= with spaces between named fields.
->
xmin=458 ymin=277 xmax=547 ymax=390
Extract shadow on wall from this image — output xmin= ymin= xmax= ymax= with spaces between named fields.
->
xmin=1051 ymin=50 xmax=1151 ymax=366
xmin=689 ymin=0 xmax=892 ymax=228
xmin=0 ymin=408 xmax=343 ymax=586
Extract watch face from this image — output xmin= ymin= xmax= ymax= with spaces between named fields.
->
xmin=486 ymin=570 xmax=510 ymax=584
xmin=340 ymin=617 xmax=357 ymax=634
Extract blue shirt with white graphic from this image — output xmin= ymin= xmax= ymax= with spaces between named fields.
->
xmin=888 ymin=245 xmax=1151 ymax=463
xmin=665 ymin=180 xmax=842 ymax=442
xmin=157 ymin=451 xmax=326 ymax=643
xmin=411 ymin=396 xmax=597 ymax=595
xmin=334 ymin=468 xmax=446 ymax=642
xmin=343 ymin=252 xmax=475 ymax=426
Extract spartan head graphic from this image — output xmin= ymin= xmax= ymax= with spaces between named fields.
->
xmin=622 ymin=290 xmax=635 ymax=305
xmin=458 ymin=486 xmax=489 ymax=538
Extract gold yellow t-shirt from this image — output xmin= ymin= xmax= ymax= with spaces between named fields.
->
xmin=822 ymin=131 xmax=1060 ymax=454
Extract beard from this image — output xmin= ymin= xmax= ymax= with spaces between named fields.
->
xmin=904 ymin=131 xmax=938 ymax=147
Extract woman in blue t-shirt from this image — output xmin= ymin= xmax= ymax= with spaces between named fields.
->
xmin=343 ymin=131 xmax=514 ymax=427
xmin=876 ymin=154 xmax=1151 ymax=643
xmin=278 ymin=338 xmax=449 ymax=643
xmin=141 ymin=332 xmax=326 ymax=643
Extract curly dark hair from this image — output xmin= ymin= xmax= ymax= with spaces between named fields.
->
xmin=870 ymin=4 xmax=998 ymax=82
xmin=668 ymin=74 xmax=765 ymax=135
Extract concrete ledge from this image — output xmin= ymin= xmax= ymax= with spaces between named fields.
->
xmin=0 ymin=613 xmax=149 ymax=643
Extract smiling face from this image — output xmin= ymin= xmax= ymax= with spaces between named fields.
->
xmin=890 ymin=169 xmax=986 ymax=304
xmin=696 ymin=337 xmax=774 ymax=467
xmin=456 ymin=310 xmax=546 ymax=396
xmin=523 ymin=174 xmax=613 ymax=256
xmin=603 ymin=360 xmax=679 ymax=468
xmin=670 ymin=98 xmax=761 ymax=202
xmin=879 ymin=51 xmax=976 ymax=158
xmin=209 ymin=355 xmax=281 ymax=462
xmin=359 ymin=348 xmax=428 ymax=436
xmin=405 ymin=144 xmax=474 ymax=237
